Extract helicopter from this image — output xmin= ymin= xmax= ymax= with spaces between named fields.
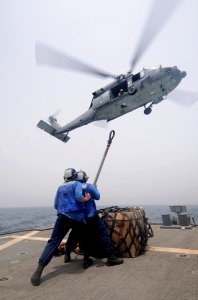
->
xmin=36 ymin=0 xmax=196 ymax=143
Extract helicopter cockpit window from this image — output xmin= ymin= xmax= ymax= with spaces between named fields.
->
xmin=111 ymin=80 xmax=128 ymax=98
xmin=132 ymin=72 xmax=141 ymax=82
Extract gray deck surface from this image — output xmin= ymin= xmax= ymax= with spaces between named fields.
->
xmin=0 ymin=225 xmax=198 ymax=300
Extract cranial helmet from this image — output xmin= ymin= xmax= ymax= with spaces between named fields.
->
xmin=63 ymin=168 xmax=77 ymax=182
xmin=76 ymin=170 xmax=88 ymax=183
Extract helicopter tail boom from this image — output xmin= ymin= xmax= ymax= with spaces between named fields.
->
xmin=37 ymin=120 xmax=70 ymax=143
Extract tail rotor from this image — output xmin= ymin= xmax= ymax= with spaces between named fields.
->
xmin=48 ymin=109 xmax=61 ymax=130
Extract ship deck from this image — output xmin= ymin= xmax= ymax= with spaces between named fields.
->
xmin=0 ymin=225 xmax=198 ymax=300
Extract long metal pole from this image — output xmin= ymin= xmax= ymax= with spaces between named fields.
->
xmin=93 ymin=130 xmax=115 ymax=186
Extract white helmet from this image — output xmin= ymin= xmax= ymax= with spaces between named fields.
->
xmin=63 ymin=168 xmax=77 ymax=182
xmin=76 ymin=170 xmax=88 ymax=183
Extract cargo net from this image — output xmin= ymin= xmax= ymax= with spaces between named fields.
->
xmin=97 ymin=206 xmax=153 ymax=258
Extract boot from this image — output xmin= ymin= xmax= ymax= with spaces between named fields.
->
xmin=107 ymin=255 xmax=124 ymax=266
xmin=83 ymin=257 xmax=93 ymax=269
xmin=64 ymin=253 xmax=71 ymax=263
xmin=31 ymin=264 xmax=44 ymax=286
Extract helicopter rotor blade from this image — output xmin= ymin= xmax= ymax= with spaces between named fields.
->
xmin=168 ymin=90 xmax=198 ymax=107
xmin=35 ymin=42 xmax=115 ymax=79
xmin=51 ymin=108 xmax=61 ymax=118
xmin=130 ymin=0 xmax=184 ymax=72
xmin=45 ymin=109 xmax=61 ymax=123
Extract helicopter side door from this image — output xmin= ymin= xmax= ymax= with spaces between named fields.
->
xmin=110 ymin=80 xmax=128 ymax=99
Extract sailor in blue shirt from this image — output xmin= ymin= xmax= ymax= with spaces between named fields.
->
xmin=64 ymin=170 xmax=124 ymax=267
xmin=81 ymin=176 xmax=100 ymax=219
xmin=31 ymin=168 xmax=91 ymax=286
xmin=54 ymin=177 xmax=87 ymax=223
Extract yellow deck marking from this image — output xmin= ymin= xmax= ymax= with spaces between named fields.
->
xmin=147 ymin=246 xmax=198 ymax=255
xmin=0 ymin=231 xmax=39 ymax=251
xmin=0 ymin=232 xmax=67 ymax=251
xmin=0 ymin=235 xmax=50 ymax=242
xmin=0 ymin=235 xmax=67 ymax=242
xmin=0 ymin=232 xmax=197 ymax=255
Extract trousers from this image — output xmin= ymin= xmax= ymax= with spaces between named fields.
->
xmin=39 ymin=214 xmax=84 ymax=266
xmin=65 ymin=214 xmax=115 ymax=258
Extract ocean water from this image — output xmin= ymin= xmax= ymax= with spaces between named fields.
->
xmin=0 ymin=205 xmax=198 ymax=235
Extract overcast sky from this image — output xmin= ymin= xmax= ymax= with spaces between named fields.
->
xmin=0 ymin=0 xmax=198 ymax=208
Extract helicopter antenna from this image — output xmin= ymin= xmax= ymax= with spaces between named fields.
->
xmin=130 ymin=0 xmax=184 ymax=72
xmin=35 ymin=42 xmax=116 ymax=79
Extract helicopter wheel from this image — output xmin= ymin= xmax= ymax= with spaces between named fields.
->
xmin=144 ymin=107 xmax=152 ymax=115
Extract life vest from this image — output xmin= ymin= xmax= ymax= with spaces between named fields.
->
xmin=55 ymin=181 xmax=83 ymax=214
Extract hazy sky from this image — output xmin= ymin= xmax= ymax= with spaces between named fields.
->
xmin=0 ymin=0 xmax=198 ymax=207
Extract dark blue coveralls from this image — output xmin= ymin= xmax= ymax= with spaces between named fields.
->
xmin=65 ymin=183 xmax=115 ymax=258
xmin=39 ymin=181 xmax=86 ymax=266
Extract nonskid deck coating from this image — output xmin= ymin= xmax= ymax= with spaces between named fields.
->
xmin=0 ymin=225 xmax=198 ymax=300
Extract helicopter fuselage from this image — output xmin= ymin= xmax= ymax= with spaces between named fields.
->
xmin=57 ymin=66 xmax=186 ymax=134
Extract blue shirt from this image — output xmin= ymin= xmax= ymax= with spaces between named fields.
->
xmin=54 ymin=181 xmax=85 ymax=222
xmin=81 ymin=183 xmax=100 ymax=218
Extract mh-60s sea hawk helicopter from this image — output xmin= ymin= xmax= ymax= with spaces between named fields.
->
xmin=36 ymin=0 xmax=196 ymax=143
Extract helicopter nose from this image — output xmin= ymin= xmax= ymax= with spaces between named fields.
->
xmin=181 ymin=71 xmax=187 ymax=78
xmin=173 ymin=67 xmax=187 ymax=78
xmin=161 ymin=67 xmax=186 ymax=93
xmin=170 ymin=67 xmax=187 ymax=81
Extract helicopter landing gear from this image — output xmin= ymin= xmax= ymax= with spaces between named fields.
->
xmin=144 ymin=107 xmax=152 ymax=115
xmin=144 ymin=103 xmax=153 ymax=115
